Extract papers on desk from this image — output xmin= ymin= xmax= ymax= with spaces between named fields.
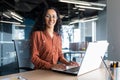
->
xmin=1 ymin=77 xmax=18 ymax=80
xmin=0 ymin=76 xmax=27 ymax=80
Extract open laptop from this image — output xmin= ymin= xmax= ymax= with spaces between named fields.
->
xmin=52 ymin=40 xmax=109 ymax=76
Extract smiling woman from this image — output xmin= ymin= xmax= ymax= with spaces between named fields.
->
xmin=44 ymin=9 xmax=58 ymax=35
xmin=30 ymin=7 xmax=79 ymax=70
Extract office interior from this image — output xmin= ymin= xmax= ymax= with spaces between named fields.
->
xmin=0 ymin=0 xmax=120 ymax=77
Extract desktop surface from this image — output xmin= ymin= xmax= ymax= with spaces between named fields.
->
xmin=0 ymin=69 xmax=106 ymax=80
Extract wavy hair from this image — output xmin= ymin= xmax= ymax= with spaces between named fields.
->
xmin=30 ymin=7 xmax=62 ymax=35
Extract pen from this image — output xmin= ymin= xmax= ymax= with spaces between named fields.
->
xmin=113 ymin=62 xmax=116 ymax=68
xmin=116 ymin=62 xmax=118 ymax=67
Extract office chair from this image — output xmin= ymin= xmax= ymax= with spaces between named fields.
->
xmin=13 ymin=40 xmax=34 ymax=72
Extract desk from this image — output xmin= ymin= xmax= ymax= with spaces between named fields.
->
xmin=0 ymin=69 xmax=106 ymax=80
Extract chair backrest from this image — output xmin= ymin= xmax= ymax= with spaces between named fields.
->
xmin=13 ymin=40 xmax=34 ymax=72
xmin=69 ymin=42 xmax=81 ymax=51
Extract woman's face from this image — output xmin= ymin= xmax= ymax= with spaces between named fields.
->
xmin=45 ymin=9 xmax=58 ymax=29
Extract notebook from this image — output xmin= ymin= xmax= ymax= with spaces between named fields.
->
xmin=52 ymin=40 xmax=109 ymax=76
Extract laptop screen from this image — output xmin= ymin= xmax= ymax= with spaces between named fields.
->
xmin=78 ymin=41 xmax=109 ymax=75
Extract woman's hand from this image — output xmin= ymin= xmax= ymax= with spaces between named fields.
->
xmin=51 ymin=64 xmax=66 ymax=70
xmin=51 ymin=61 xmax=79 ymax=70
xmin=67 ymin=61 xmax=80 ymax=66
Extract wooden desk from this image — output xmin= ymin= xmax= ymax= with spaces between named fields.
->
xmin=0 ymin=69 xmax=106 ymax=80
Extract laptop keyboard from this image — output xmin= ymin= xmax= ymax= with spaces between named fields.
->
xmin=65 ymin=66 xmax=80 ymax=72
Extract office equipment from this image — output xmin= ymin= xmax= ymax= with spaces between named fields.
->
xmin=101 ymin=57 xmax=114 ymax=80
xmin=101 ymin=57 xmax=120 ymax=80
xmin=52 ymin=41 xmax=109 ymax=76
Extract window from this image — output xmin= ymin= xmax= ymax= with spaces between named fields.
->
xmin=62 ymin=19 xmax=97 ymax=50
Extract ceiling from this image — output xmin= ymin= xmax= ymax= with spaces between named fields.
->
xmin=0 ymin=0 xmax=106 ymax=23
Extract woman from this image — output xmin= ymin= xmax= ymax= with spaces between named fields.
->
xmin=30 ymin=7 xmax=79 ymax=70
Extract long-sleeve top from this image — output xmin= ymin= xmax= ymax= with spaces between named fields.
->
xmin=30 ymin=31 xmax=65 ymax=69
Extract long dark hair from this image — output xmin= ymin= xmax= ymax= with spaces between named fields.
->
xmin=30 ymin=7 xmax=62 ymax=35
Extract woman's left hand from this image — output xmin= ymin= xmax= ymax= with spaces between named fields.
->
xmin=67 ymin=61 xmax=80 ymax=66
xmin=51 ymin=64 xmax=66 ymax=70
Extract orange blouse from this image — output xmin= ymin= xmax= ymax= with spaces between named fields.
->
xmin=30 ymin=31 xmax=65 ymax=69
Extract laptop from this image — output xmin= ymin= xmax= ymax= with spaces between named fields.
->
xmin=52 ymin=40 xmax=109 ymax=76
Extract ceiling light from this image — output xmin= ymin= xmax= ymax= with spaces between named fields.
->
xmin=80 ymin=16 xmax=98 ymax=22
xmin=59 ymin=0 xmax=106 ymax=7
xmin=8 ymin=10 xmax=23 ymax=19
xmin=80 ymin=17 xmax=98 ymax=22
xmin=10 ymin=12 xmax=23 ymax=19
xmin=76 ymin=5 xmax=104 ymax=11
xmin=3 ymin=13 xmax=11 ymax=18
xmin=64 ymin=15 xmax=69 ymax=18
xmin=60 ymin=15 xmax=64 ymax=19
xmin=59 ymin=0 xmax=91 ymax=6
xmin=73 ymin=7 xmax=77 ymax=10
xmin=69 ymin=16 xmax=98 ymax=24
xmin=14 ymin=24 xmax=26 ymax=27
xmin=12 ymin=16 xmax=23 ymax=22
xmin=78 ymin=8 xmax=85 ymax=11
xmin=90 ymin=2 xmax=106 ymax=7
xmin=69 ymin=19 xmax=79 ymax=24
xmin=0 ymin=20 xmax=21 ymax=24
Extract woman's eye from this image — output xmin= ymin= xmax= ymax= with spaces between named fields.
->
xmin=53 ymin=16 xmax=56 ymax=18
xmin=46 ymin=15 xmax=50 ymax=18
xmin=45 ymin=15 xmax=57 ymax=19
